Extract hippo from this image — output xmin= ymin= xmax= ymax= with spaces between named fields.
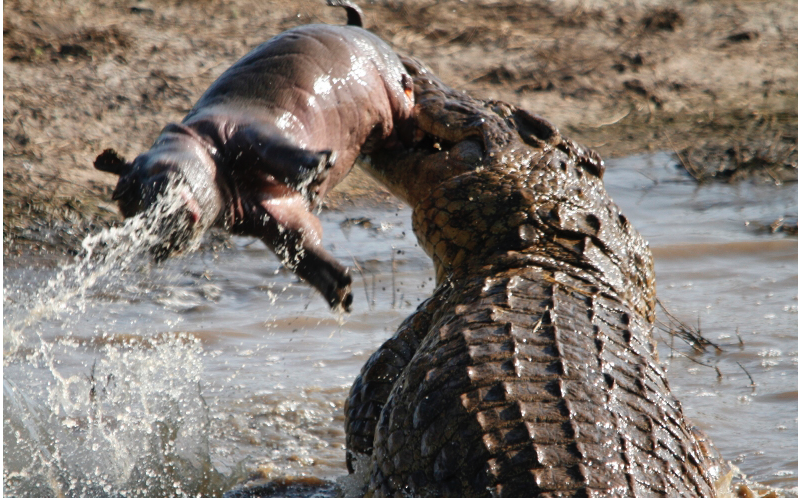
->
xmin=94 ymin=0 xmax=414 ymax=311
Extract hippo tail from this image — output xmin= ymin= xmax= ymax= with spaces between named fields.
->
xmin=326 ymin=0 xmax=363 ymax=27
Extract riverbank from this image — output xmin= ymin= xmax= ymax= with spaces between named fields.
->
xmin=4 ymin=0 xmax=797 ymax=255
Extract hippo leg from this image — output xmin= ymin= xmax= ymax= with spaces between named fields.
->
xmin=254 ymin=187 xmax=352 ymax=311
xmin=230 ymin=125 xmax=335 ymax=205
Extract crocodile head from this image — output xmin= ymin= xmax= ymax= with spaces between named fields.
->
xmin=363 ymin=55 xmax=656 ymax=321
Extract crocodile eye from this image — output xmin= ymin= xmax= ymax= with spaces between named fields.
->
xmin=584 ymin=214 xmax=601 ymax=233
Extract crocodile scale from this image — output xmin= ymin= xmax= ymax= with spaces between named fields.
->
xmin=345 ymin=56 xmax=723 ymax=497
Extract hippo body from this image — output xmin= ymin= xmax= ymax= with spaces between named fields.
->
xmin=187 ymin=23 xmax=413 ymax=199
xmin=96 ymin=7 xmax=414 ymax=310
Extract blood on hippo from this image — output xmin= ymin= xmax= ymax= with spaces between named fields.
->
xmin=94 ymin=0 xmax=414 ymax=311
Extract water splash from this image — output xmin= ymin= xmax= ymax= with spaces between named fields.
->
xmin=3 ymin=185 xmax=201 ymax=355
xmin=3 ymin=189 xmax=241 ymax=497
xmin=4 ymin=335 xmax=235 ymax=498
xmin=4 ymin=186 xmax=197 ymax=357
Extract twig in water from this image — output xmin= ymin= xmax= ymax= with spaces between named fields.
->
xmin=670 ymin=349 xmax=716 ymax=369
xmin=735 ymin=327 xmax=745 ymax=348
xmin=736 ymin=361 xmax=756 ymax=387
xmin=664 ymin=130 xmax=699 ymax=181
xmin=351 ymin=257 xmax=373 ymax=311
xmin=391 ymin=247 xmax=397 ymax=309
xmin=656 ymin=299 xmax=722 ymax=353
xmin=670 ymin=323 xmax=675 ymax=361
xmin=371 ymin=273 xmax=377 ymax=310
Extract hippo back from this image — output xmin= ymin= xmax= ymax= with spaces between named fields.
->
xmin=185 ymin=24 xmax=412 ymax=180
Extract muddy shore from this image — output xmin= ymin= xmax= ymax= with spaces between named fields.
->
xmin=4 ymin=0 xmax=797 ymax=256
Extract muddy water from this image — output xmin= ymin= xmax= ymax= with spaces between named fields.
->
xmin=3 ymin=153 xmax=797 ymax=497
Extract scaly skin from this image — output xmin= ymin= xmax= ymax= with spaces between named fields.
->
xmin=345 ymin=57 xmax=724 ymax=497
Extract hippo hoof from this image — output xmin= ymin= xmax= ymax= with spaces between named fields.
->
xmin=295 ymin=250 xmax=353 ymax=312
xmin=331 ymin=272 xmax=354 ymax=312
xmin=321 ymin=266 xmax=353 ymax=312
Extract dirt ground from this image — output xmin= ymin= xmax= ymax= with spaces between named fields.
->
xmin=4 ymin=0 xmax=798 ymax=256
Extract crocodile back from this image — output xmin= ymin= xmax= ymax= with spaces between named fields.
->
xmin=363 ymin=268 xmax=718 ymax=497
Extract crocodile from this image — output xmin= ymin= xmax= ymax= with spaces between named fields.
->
xmin=344 ymin=56 xmax=726 ymax=497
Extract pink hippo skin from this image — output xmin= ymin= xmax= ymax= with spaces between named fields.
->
xmin=94 ymin=1 xmax=414 ymax=311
